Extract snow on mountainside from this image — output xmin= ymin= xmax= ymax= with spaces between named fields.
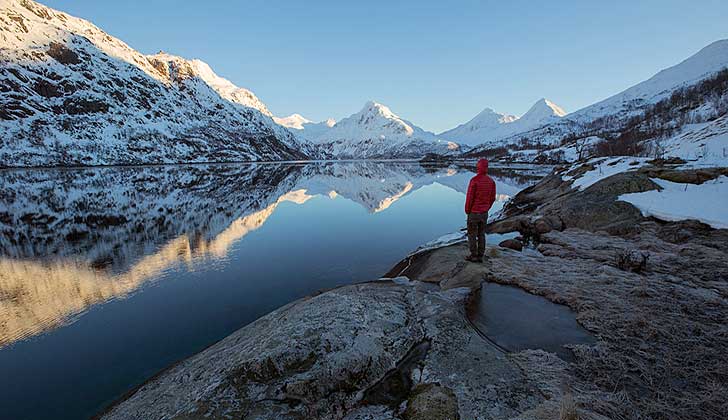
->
xmin=0 ymin=0 xmax=307 ymax=167
xmin=440 ymin=98 xmax=566 ymax=146
xmin=572 ymin=40 xmax=728 ymax=121
xmin=464 ymin=40 xmax=728 ymax=164
xmin=299 ymin=101 xmax=460 ymax=159
xmin=147 ymin=52 xmax=273 ymax=117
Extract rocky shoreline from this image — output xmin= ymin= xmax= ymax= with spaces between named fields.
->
xmin=99 ymin=161 xmax=727 ymax=420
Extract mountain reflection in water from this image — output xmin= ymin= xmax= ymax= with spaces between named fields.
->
xmin=0 ymin=161 xmax=547 ymax=420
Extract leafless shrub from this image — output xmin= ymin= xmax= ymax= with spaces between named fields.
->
xmin=559 ymin=392 xmax=580 ymax=420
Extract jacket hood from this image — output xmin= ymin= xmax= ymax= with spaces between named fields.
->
xmin=476 ymin=159 xmax=489 ymax=175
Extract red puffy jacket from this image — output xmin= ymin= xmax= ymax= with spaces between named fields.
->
xmin=465 ymin=159 xmax=496 ymax=214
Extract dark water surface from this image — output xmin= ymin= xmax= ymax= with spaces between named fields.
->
xmin=470 ymin=282 xmax=596 ymax=361
xmin=0 ymin=161 xmax=546 ymax=419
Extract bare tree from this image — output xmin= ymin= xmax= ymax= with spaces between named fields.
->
xmin=574 ymin=137 xmax=590 ymax=161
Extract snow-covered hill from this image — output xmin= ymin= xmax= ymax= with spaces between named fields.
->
xmin=0 ymin=0 xmax=308 ymax=167
xmin=441 ymin=98 xmax=566 ymax=147
xmin=295 ymin=101 xmax=460 ymax=159
xmin=464 ymin=40 xmax=728 ymax=164
xmin=571 ymin=40 xmax=728 ymax=122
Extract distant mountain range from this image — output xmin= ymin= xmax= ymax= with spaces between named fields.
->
xmin=277 ymin=101 xmax=460 ymax=159
xmin=438 ymin=98 xmax=566 ymax=147
xmin=1 ymin=0 xmax=727 ymax=166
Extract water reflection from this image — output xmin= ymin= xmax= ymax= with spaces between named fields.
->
xmin=0 ymin=162 xmax=542 ymax=348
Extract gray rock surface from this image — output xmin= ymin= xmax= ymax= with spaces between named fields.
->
xmin=101 ymin=280 xmax=542 ymax=420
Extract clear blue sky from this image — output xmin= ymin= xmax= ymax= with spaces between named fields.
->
xmin=44 ymin=0 xmax=728 ymax=132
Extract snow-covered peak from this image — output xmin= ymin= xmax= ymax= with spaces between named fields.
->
xmin=146 ymin=52 xmax=272 ymax=116
xmin=518 ymin=98 xmax=567 ymax=125
xmin=273 ymin=114 xmax=313 ymax=130
xmin=341 ymin=100 xmax=417 ymax=138
xmin=439 ymin=99 xmax=563 ymax=146
xmin=296 ymin=102 xmax=458 ymax=158
xmin=360 ymin=101 xmax=400 ymax=120
xmin=471 ymin=107 xmax=518 ymax=127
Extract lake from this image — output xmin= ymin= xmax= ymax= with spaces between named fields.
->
xmin=0 ymin=161 xmax=546 ymax=420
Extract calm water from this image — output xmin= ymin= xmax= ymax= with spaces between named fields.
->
xmin=470 ymin=282 xmax=596 ymax=361
xmin=0 ymin=161 xmax=545 ymax=420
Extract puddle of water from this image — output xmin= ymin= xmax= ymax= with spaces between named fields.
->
xmin=469 ymin=283 xmax=596 ymax=361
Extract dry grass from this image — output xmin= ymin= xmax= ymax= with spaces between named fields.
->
xmin=485 ymin=226 xmax=728 ymax=420
xmin=559 ymin=392 xmax=579 ymax=420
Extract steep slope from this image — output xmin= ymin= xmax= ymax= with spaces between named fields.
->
xmin=0 ymin=0 xmax=307 ymax=167
xmin=571 ymin=39 xmax=728 ymax=122
xmin=440 ymin=98 xmax=566 ymax=147
xmin=303 ymin=101 xmax=460 ymax=158
xmin=147 ymin=52 xmax=273 ymax=116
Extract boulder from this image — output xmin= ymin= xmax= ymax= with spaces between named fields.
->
xmin=499 ymin=239 xmax=523 ymax=252
xmin=487 ymin=216 xmax=528 ymax=234
xmin=533 ymin=218 xmax=552 ymax=234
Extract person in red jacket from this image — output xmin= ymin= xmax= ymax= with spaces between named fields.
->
xmin=464 ymin=159 xmax=496 ymax=262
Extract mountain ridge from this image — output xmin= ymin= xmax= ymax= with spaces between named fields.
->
xmin=0 ymin=0 xmax=308 ymax=166
xmin=294 ymin=100 xmax=460 ymax=158
xmin=439 ymin=98 xmax=567 ymax=146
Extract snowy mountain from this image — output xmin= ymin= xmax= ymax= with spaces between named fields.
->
xmin=571 ymin=39 xmax=728 ymax=122
xmin=297 ymin=101 xmax=460 ymax=159
xmin=440 ymin=98 xmax=566 ymax=146
xmin=0 ymin=0 xmax=308 ymax=167
xmin=464 ymin=40 xmax=728 ymax=164
xmin=273 ymin=113 xmax=313 ymax=129
xmin=148 ymin=52 xmax=273 ymax=117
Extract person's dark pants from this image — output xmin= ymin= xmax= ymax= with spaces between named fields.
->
xmin=467 ymin=212 xmax=488 ymax=258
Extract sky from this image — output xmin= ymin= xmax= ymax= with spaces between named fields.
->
xmin=43 ymin=0 xmax=728 ymax=133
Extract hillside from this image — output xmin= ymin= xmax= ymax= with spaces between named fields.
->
xmin=463 ymin=40 xmax=728 ymax=164
xmin=0 ymin=0 xmax=308 ymax=167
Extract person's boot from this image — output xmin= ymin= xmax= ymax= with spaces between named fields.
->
xmin=464 ymin=255 xmax=480 ymax=262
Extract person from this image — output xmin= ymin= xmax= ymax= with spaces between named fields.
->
xmin=464 ymin=159 xmax=496 ymax=262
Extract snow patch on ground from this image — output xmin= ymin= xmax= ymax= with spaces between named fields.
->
xmin=564 ymin=157 xmax=652 ymax=190
xmin=619 ymin=176 xmax=728 ymax=229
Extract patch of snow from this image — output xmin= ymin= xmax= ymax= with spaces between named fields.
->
xmin=660 ymin=115 xmax=728 ymax=165
xmin=414 ymin=231 xmax=467 ymax=254
xmin=564 ymin=157 xmax=652 ymax=190
xmin=619 ymin=176 xmax=728 ymax=229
